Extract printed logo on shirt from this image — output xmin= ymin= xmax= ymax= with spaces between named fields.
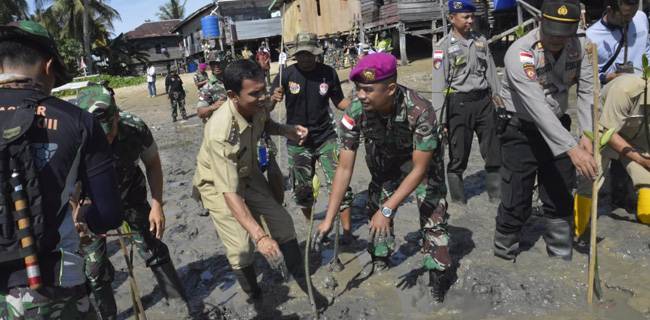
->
xmin=319 ymin=82 xmax=329 ymax=96
xmin=30 ymin=143 xmax=58 ymax=170
xmin=520 ymin=52 xmax=534 ymax=64
xmin=289 ymin=81 xmax=300 ymax=94
xmin=523 ymin=63 xmax=536 ymax=80
xmin=341 ymin=113 xmax=355 ymax=130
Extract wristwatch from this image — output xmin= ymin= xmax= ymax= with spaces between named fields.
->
xmin=381 ymin=206 xmax=393 ymax=219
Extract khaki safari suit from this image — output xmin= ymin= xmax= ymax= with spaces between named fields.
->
xmin=192 ymin=99 xmax=296 ymax=269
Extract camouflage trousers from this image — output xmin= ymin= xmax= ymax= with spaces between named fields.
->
xmin=338 ymin=49 xmax=346 ymax=68
xmin=81 ymin=202 xmax=171 ymax=318
xmin=364 ymin=143 xmax=450 ymax=271
xmin=287 ymin=138 xmax=354 ymax=210
xmin=170 ymin=91 xmax=186 ymax=120
xmin=324 ymin=49 xmax=338 ymax=69
xmin=0 ymin=285 xmax=96 ymax=320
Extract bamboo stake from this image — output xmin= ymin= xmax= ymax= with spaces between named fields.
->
xmin=277 ymin=2 xmax=286 ymax=166
xmin=117 ymin=229 xmax=147 ymax=319
xmin=587 ymin=43 xmax=600 ymax=304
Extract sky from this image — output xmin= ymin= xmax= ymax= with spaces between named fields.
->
xmin=108 ymin=0 xmax=209 ymax=35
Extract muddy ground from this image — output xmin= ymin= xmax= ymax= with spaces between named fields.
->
xmin=74 ymin=57 xmax=650 ymax=320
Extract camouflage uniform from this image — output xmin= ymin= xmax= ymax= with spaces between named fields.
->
xmin=197 ymin=75 xmax=227 ymax=113
xmin=193 ymin=69 xmax=209 ymax=87
xmin=340 ymin=85 xmax=450 ymax=271
xmin=0 ymin=285 xmax=95 ymax=320
xmin=324 ymin=40 xmax=336 ymax=68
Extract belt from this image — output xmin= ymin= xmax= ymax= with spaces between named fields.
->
xmin=508 ymin=113 xmax=571 ymax=131
xmin=450 ymin=88 xmax=490 ymax=103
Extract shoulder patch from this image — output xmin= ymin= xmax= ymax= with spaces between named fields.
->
xmin=520 ymin=52 xmax=534 ymax=64
xmin=523 ymin=63 xmax=536 ymax=80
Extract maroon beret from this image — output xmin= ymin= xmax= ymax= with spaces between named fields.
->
xmin=349 ymin=52 xmax=397 ymax=83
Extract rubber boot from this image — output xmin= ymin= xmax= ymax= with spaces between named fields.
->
xmin=493 ymin=230 xmax=518 ymax=260
xmin=573 ymin=194 xmax=592 ymax=236
xmin=90 ymin=281 xmax=117 ymax=320
xmin=637 ymin=187 xmax=650 ymax=224
xmin=429 ymin=269 xmax=449 ymax=303
xmin=544 ymin=217 xmax=573 ymax=261
xmin=485 ymin=172 xmax=501 ymax=203
xmin=447 ymin=173 xmax=467 ymax=204
xmin=151 ymin=261 xmax=187 ymax=302
xmin=279 ymin=239 xmax=328 ymax=309
xmin=233 ymin=265 xmax=262 ymax=303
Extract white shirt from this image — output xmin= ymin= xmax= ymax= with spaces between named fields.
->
xmin=279 ymin=52 xmax=287 ymax=65
xmin=146 ymin=66 xmax=156 ymax=83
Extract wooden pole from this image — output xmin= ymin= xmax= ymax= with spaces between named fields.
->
xmin=587 ymin=44 xmax=600 ymax=304
xmin=118 ymin=230 xmax=147 ymax=319
xmin=278 ymin=2 xmax=286 ymax=166
xmin=399 ymin=22 xmax=408 ymax=66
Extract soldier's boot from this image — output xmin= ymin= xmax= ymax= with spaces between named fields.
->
xmin=447 ymin=173 xmax=467 ymax=204
xmin=279 ymin=239 xmax=328 ymax=309
xmin=91 ymin=281 xmax=117 ymax=320
xmin=544 ymin=217 xmax=573 ymax=261
xmin=637 ymin=188 xmax=650 ymax=224
xmin=485 ymin=171 xmax=501 ymax=203
xmin=573 ymin=194 xmax=592 ymax=237
xmin=233 ymin=265 xmax=262 ymax=304
xmin=151 ymin=260 xmax=187 ymax=302
xmin=429 ymin=269 xmax=449 ymax=303
xmin=493 ymin=229 xmax=519 ymax=261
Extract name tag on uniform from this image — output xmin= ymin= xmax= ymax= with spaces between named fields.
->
xmin=448 ymin=45 xmax=460 ymax=54
xmin=239 ymin=166 xmax=248 ymax=173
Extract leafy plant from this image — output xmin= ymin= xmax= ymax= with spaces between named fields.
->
xmin=514 ymin=25 xmax=527 ymax=39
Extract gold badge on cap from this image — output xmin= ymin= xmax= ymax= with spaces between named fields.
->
xmin=558 ymin=5 xmax=568 ymax=16
xmin=362 ymin=68 xmax=376 ymax=81
xmin=453 ymin=1 xmax=463 ymax=9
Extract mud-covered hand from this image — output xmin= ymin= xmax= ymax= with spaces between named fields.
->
xmin=271 ymin=86 xmax=284 ymax=103
xmin=311 ymin=221 xmax=332 ymax=252
xmin=368 ymin=210 xmax=391 ymax=237
xmin=257 ymin=236 xmax=281 ymax=260
xmin=149 ymin=204 xmax=165 ymax=239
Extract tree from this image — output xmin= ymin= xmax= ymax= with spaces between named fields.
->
xmin=157 ymin=0 xmax=187 ymax=20
xmin=35 ymin=0 xmax=120 ymax=45
xmin=0 ymin=0 xmax=29 ymax=24
xmin=92 ymin=33 xmax=150 ymax=76
xmin=56 ymin=38 xmax=84 ymax=76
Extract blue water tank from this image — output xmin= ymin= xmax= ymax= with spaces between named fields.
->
xmin=188 ymin=61 xmax=198 ymax=73
xmin=201 ymin=16 xmax=220 ymax=38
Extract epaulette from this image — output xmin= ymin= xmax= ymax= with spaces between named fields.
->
xmin=226 ymin=115 xmax=239 ymax=145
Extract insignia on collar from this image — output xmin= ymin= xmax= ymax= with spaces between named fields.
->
xmin=558 ymin=5 xmax=568 ymax=16
xmin=453 ymin=1 xmax=463 ymax=9
xmin=363 ymin=68 xmax=376 ymax=81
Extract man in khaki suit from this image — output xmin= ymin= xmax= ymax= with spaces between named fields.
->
xmin=192 ymin=60 xmax=308 ymax=303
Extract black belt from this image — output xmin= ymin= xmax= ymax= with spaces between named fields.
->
xmin=508 ymin=113 xmax=571 ymax=132
xmin=450 ymin=88 xmax=490 ymax=103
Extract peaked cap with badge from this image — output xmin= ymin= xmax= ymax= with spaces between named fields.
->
xmin=77 ymin=86 xmax=119 ymax=134
xmin=448 ymin=0 xmax=476 ymax=13
xmin=0 ymin=20 xmax=72 ymax=87
xmin=288 ymin=32 xmax=323 ymax=56
xmin=349 ymin=52 xmax=397 ymax=84
xmin=541 ymin=0 xmax=580 ymax=37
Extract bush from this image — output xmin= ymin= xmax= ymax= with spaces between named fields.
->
xmin=54 ymin=74 xmax=147 ymax=97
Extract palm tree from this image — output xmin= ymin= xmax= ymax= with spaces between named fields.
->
xmin=92 ymin=33 xmax=149 ymax=75
xmin=0 ymin=0 xmax=29 ymax=24
xmin=157 ymin=0 xmax=187 ymax=20
xmin=35 ymin=0 xmax=120 ymax=44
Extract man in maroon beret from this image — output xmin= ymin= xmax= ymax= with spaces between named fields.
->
xmin=313 ymin=52 xmax=451 ymax=302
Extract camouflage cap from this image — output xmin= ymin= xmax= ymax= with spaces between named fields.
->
xmin=0 ymin=21 xmax=72 ymax=88
xmin=206 ymin=50 xmax=227 ymax=63
xmin=76 ymin=86 xmax=118 ymax=134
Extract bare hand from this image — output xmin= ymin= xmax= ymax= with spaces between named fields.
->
xmin=605 ymin=72 xmax=620 ymax=83
xmin=272 ymin=87 xmax=284 ymax=103
xmin=257 ymin=236 xmax=280 ymax=260
xmin=579 ymin=134 xmax=594 ymax=155
xmin=283 ymin=125 xmax=308 ymax=145
xmin=368 ymin=210 xmax=391 ymax=237
xmin=212 ymin=98 xmax=226 ymax=111
xmin=149 ymin=205 xmax=165 ymax=239
xmin=567 ymin=146 xmax=598 ymax=179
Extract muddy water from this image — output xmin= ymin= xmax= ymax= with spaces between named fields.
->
xmin=96 ymin=62 xmax=650 ymax=319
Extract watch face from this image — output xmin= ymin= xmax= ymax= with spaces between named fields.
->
xmin=382 ymin=207 xmax=392 ymax=218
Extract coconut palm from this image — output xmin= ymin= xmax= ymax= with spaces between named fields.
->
xmin=35 ymin=0 xmax=120 ymax=43
xmin=0 ymin=0 xmax=29 ymax=24
xmin=157 ymin=0 xmax=187 ymax=20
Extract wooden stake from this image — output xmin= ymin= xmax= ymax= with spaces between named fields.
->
xmin=587 ymin=43 xmax=600 ymax=304
xmin=118 ymin=229 xmax=147 ymax=319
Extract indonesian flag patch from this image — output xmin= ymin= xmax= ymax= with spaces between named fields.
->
xmin=433 ymin=50 xmax=443 ymax=70
xmin=519 ymin=52 xmax=534 ymax=64
xmin=341 ymin=113 xmax=355 ymax=130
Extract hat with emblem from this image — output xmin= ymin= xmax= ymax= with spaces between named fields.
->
xmin=0 ymin=20 xmax=72 ymax=88
xmin=206 ymin=50 xmax=228 ymax=63
xmin=289 ymin=32 xmax=323 ymax=56
xmin=349 ymin=52 xmax=397 ymax=84
xmin=448 ymin=0 xmax=476 ymax=12
xmin=76 ymin=86 xmax=119 ymax=134
xmin=541 ymin=0 xmax=580 ymax=37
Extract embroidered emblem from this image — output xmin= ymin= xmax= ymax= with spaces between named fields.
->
xmin=558 ymin=5 xmax=568 ymax=15
xmin=523 ymin=63 xmax=536 ymax=80
xmin=341 ymin=113 xmax=356 ymax=130
xmin=568 ymin=50 xmax=579 ymax=59
xmin=434 ymin=50 xmax=443 ymax=59
xmin=586 ymin=43 xmax=594 ymax=65
xmin=520 ymin=52 xmax=534 ymax=64
xmin=289 ymin=81 xmax=300 ymax=94
xmin=537 ymin=42 xmax=543 ymax=50
xmin=567 ymin=71 xmax=576 ymax=84
xmin=363 ymin=68 xmax=376 ymax=81
xmin=434 ymin=59 xmax=442 ymax=70
xmin=453 ymin=1 xmax=463 ymax=9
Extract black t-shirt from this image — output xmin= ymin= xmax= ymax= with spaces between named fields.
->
xmin=347 ymin=41 xmax=358 ymax=56
xmin=271 ymin=63 xmax=344 ymax=147
xmin=333 ymin=37 xmax=344 ymax=49
xmin=0 ymin=88 xmax=114 ymax=288
xmin=166 ymin=74 xmax=184 ymax=95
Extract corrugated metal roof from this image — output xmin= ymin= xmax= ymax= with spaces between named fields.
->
xmin=125 ymin=20 xmax=181 ymax=40
xmin=234 ymin=18 xmax=282 ymax=40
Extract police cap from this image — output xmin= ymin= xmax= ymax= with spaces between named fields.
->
xmin=448 ymin=0 xmax=476 ymax=13
xmin=541 ymin=0 xmax=580 ymax=37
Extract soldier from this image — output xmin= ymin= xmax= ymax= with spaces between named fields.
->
xmin=333 ymin=31 xmax=345 ymax=69
xmin=197 ymin=50 xmax=229 ymax=120
xmin=0 ymin=21 xmax=123 ymax=318
xmin=76 ymin=86 xmax=187 ymax=318
xmin=270 ymin=32 xmax=355 ymax=243
xmin=191 ymin=60 xmax=316 ymax=305
xmin=313 ymin=53 xmax=451 ymax=302
xmin=193 ymin=62 xmax=209 ymax=90
xmin=165 ymin=66 xmax=187 ymax=122
xmin=375 ymin=30 xmax=393 ymax=53
xmin=493 ymin=0 xmax=596 ymax=262
xmin=432 ymin=0 xmax=501 ymax=204
xmin=347 ymin=36 xmax=359 ymax=70
xmin=323 ymin=33 xmax=334 ymax=68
